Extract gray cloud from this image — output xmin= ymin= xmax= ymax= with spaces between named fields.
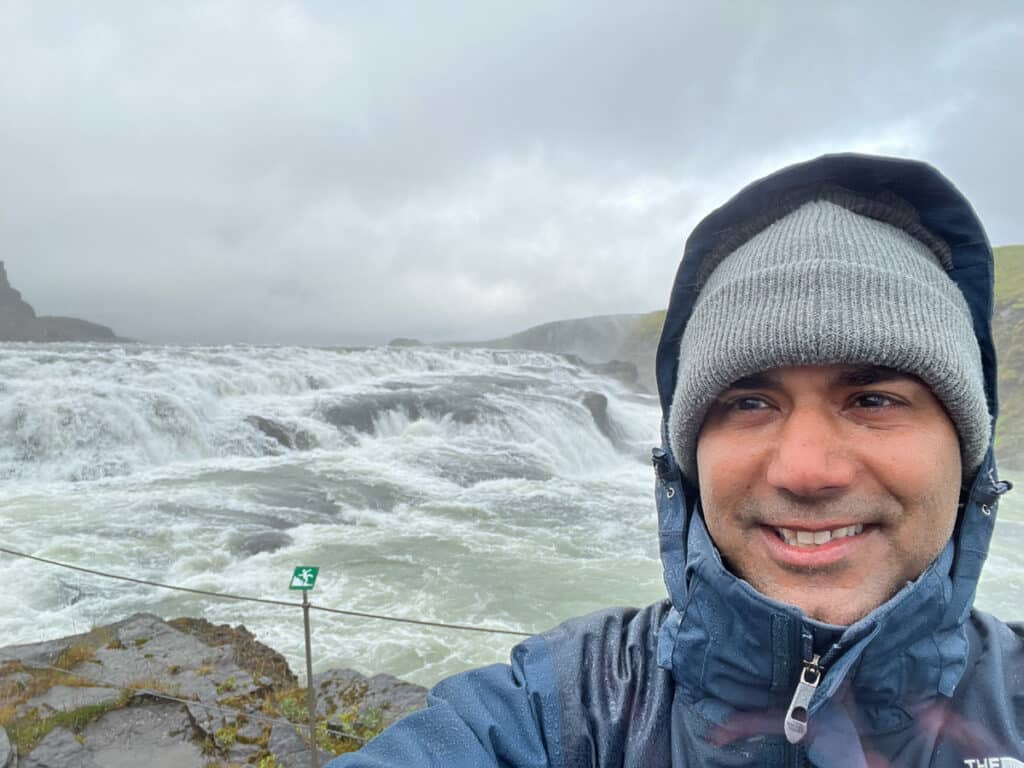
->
xmin=2 ymin=1 xmax=1021 ymax=344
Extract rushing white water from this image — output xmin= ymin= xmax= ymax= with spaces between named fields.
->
xmin=0 ymin=343 xmax=667 ymax=684
xmin=0 ymin=342 xmax=1020 ymax=687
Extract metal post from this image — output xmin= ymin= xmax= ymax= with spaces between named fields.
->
xmin=303 ymin=590 xmax=319 ymax=768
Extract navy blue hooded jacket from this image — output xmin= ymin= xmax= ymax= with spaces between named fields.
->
xmin=327 ymin=154 xmax=1021 ymax=768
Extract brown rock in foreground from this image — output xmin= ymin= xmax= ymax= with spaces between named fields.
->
xmin=0 ymin=613 xmax=426 ymax=767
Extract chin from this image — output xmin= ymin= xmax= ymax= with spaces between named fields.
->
xmin=771 ymin=588 xmax=883 ymax=627
xmin=802 ymin=605 xmax=861 ymax=627
xmin=796 ymin=594 xmax=891 ymax=626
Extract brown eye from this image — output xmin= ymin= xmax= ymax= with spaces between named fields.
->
xmin=852 ymin=393 xmax=900 ymax=409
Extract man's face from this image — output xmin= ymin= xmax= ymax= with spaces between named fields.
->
xmin=695 ymin=364 xmax=962 ymax=626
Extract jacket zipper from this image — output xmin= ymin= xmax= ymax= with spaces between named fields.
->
xmin=784 ymin=653 xmax=822 ymax=744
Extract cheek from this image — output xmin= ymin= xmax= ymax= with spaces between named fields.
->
xmin=866 ymin=414 xmax=961 ymax=492
xmin=695 ymin=433 xmax=730 ymax=509
xmin=697 ymin=432 xmax=760 ymax=498
xmin=923 ymin=433 xmax=962 ymax=538
xmin=695 ymin=435 xmax=726 ymax=532
xmin=696 ymin=433 xmax=759 ymax=537
xmin=879 ymin=423 xmax=962 ymax=556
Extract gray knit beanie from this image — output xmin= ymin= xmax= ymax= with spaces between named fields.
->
xmin=668 ymin=192 xmax=990 ymax=482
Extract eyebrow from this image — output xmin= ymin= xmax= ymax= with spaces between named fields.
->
xmin=725 ymin=365 xmax=916 ymax=391
xmin=834 ymin=365 xmax=915 ymax=387
xmin=727 ymin=372 xmax=779 ymax=390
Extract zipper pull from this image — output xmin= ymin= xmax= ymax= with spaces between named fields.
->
xmin=784 ymin=654 xmax=822 ymax=744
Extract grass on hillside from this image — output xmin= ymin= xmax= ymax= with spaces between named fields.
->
xmin=994 ymin=245 xmax=1024 ymax=308
xmin=993 ymin=246 xmax=1023 ymax=465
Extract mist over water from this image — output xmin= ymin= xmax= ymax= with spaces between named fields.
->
xmin=0 ymin=343 xmax=1020 ymax=686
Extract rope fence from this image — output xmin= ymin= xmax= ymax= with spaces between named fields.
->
xmin=0 ymin=546 xmax=532 ymax=638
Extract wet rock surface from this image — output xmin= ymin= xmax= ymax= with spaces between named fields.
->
xmin=22 ymin=702 xmax=205 ymax=768
xmin=1 ymin=613 xmax=425 ymax=766
xmin=267 ymin=722 xmax=335 ymax=768
xmin=245 ymin=415 xmax=318 ymax=452
xmin=0 ymin=727 xmax=14 ymax=768
xmin=19 ymin=685 xmax=122 ymax=718
xmin=314 ymin=668 xmax=427 ymax=730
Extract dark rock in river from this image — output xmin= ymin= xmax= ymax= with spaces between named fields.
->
xmin=582 ymin=390 xmax=631 ymax=453
xmin=583 ymin=391 xmax=613 ymax=440
xmin=321 ymin=390 xmax=483 ymax=436
xmin=246 ymin=415 xmax=318 ymax=451
xmin=229 ymin=530 xmax=295 ymax=556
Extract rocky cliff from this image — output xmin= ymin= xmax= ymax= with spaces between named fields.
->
xmin=0 ymin=262 xmax=123 ymax=343
xmin=0 ymin=613 xmax=426 ymax=767
xmin=465 ymin=310 xmax=664 ymax=393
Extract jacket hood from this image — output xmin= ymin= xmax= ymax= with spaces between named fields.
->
xmin=651 ymin=153 xmax=1013 ymax=755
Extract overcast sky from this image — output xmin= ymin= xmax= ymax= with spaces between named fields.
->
xmin=2 ymin=2 xmax=1021 ymax=345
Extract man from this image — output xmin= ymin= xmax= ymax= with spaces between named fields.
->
xmin=327 ymin=154 xmax=1019 ymax=767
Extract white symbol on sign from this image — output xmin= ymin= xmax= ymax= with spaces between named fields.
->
xmin=291 ymin=569 xmax=315 ymax=587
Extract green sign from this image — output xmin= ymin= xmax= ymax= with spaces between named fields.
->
xmin=289 ymin=566 xmax=320 ymax=591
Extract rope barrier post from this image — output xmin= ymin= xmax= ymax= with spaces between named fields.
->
xmin=288 ymin=566 xmax=321 ymax=768
xmin=303 ymin=589 xmax=319 ymax=768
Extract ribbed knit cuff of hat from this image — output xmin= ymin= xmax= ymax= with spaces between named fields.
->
xmin=668 ymin=198 xmax=990 ymax=483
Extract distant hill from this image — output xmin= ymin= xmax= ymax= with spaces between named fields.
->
xmin=0 ymin=261 xmax=126 ymax=342
xmin=467 ymin=311 xmax=665 ymax=392
xmin=467 ymin=245 xmax=1023 ymax=470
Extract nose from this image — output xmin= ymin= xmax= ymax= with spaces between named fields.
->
xmin=765 ymin=405 xmax=855 ymax=499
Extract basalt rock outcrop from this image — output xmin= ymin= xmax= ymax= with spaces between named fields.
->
xmin=0 ymin=261 xmax=123 ymax=342
xmin=0 ymin=613 xmax=427 ymax=767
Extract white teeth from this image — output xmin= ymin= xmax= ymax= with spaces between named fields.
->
xmin=776 ymin=524 xmax=865 ymax=547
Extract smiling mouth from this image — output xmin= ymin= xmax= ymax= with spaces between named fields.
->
xmin=773 ymin=524 xmax=865 ymax=547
